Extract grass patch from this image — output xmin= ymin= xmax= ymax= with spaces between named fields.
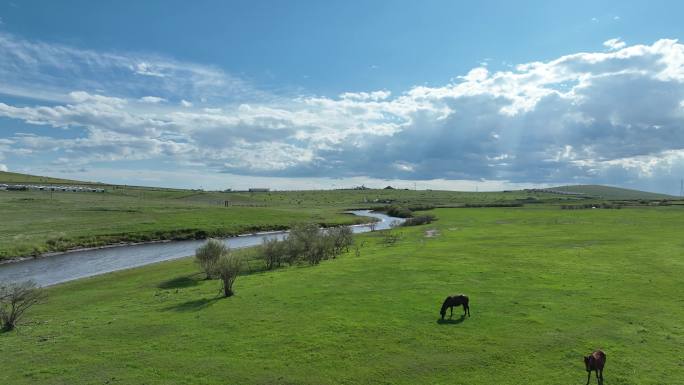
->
xmin=1 ymin=207 xmax=683 ymax=384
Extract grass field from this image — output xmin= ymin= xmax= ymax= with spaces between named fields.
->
xmin=2 ymin=206 xmax=683 ymax=384
xmin=5 ymin=170 xmax=682 ymax=261
xmin=0 ymin=171 xmax=99 ymax=185
xmin=550 ymin=184 xmax=673 ymax=200
xmin=0 ymin=190 xmax=368 ymax=260
xmin=3 ymin=171 xmax=679 ymax=261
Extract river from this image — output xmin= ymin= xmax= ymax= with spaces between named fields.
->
xmin=0 ymin=210 xmax=403 ymax=287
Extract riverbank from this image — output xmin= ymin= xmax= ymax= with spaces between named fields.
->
xmin=1 ymin=185 xmax=589 ymax=261
xmin=0 ymin=189 xmax=373 ymax=261
xmin=0 ymin=211 xmax=397 ymax=287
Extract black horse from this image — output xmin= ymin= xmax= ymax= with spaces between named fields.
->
xmin=584 ymin=350 xmax=606 ymax=385
xmin=440 ymin=294 xmax=470 ymax=320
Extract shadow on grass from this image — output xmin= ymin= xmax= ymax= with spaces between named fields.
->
xmin=163 ymin=296 xmax=221 ymax=312
xmin=436 ymin=315 xmax=466 ymax=325
xmin=157 ymin=274 xmax=203 ymax=289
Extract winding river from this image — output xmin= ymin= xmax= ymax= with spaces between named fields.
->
xmin=0 ymin=210 xmax=403 ymax=287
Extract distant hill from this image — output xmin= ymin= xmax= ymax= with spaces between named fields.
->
xmin=0 ymin=171 xmax=99 ymax=185
xmin=549 ymin=185 xmax=674 ymax=200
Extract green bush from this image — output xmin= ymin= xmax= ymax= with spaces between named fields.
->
xmin=194 ymin=239 xmax=226 ymax=279
xmin=385 ymin=206 xmax=413 ymax=218
xmin=401 ymin=215 xmax=435 ymax=226
xmin=214 ymin=252 xmax=242 ymax=297
xmin=260 ymin=237 xmax=285 ymax=270
xmin=255 ymin=223 xmax=354 ymax=268
xmin=0 ymin=281 xmax=45 ymax=331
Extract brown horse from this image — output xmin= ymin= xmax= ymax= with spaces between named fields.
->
xmin=440 ymin=294 xmax=470 ymax=320
xmin=583 ymin=350 xmax=606 ymax=385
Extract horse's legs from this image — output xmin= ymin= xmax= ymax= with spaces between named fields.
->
xmin=450 ymin=306 xmax=453 ymax=318
xmin=586 ymin=371 xmax=591 ymax=385
xmin=599 ymin=369 xmax=603 ymax=384
xmin=595 ymin=370 xmax=600 ymax=384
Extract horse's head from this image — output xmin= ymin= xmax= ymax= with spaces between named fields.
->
xmin=439 ymin=298 xmax=449 ymax=319
xmin=583 ymin=356 xmax=591 ymax=371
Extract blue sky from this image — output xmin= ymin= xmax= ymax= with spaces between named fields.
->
xmin=1 ymin=1 xmax=684 ymax=193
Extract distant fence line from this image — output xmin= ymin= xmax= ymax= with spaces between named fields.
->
xmin=0 ymin=183 xmax=105 ymax=193
xmin=524 ymin=188 xmax=587 ymax=196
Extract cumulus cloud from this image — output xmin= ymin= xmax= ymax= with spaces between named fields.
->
xmin=2 ymin=35 xmax=684 ymax=193
xmin=139 ymin=96 xmax=167 ymax=104
xmin=603 ymin=38 xmax=626 ymax=50
xmin=0 ymin=163 xmax=7 ymax=172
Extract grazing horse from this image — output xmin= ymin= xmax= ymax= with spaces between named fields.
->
xmin=440 ymin=294 xmax=470 ymax=320
xmin=583 ymin=350 xmax=606 ymax=385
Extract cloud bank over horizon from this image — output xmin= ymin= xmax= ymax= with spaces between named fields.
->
xmin=1 ymin=33 xmax=684 ymax=193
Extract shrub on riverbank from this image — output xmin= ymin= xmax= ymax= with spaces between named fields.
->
xmin=194 ymin=239 xmax=226 ymax=279
xmin=384 ymin=206 xmax=413 ymax=218
xmin=257 ymin=224 xmax=354 ymax=269
xmin=401 ymin=215 xmax=436 ymax=227
xmin=214 ymin=253 xmax=242 ymax=297
xmin=0 ymin=281 xmax=44 ymax=332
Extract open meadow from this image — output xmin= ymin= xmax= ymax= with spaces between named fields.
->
xmin=2 ymin=171 xmax=675 ymax=261
xmin=0 ymin=182 xmax=551 ymax=260
xmin=1 ymin=206 xmax=683 ymax=384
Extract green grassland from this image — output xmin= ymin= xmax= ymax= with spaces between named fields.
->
xmin=2 ymin=206 xmax=683 ymax=384
xmin=550 ymin=184 xmax=674 ymax=200
xmin=0 ymin=171 xmax=100 ymax=185
xmin=0 ymin=190 xmax=367 ymax=260
xmin=1 ymin=171 xmax=680 ymax=260
xmin=0 ymin=176 xmax=559 ymax=260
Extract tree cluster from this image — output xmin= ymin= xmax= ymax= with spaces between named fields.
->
xmin=258 ymin=224 xmax=354 ymax=269
xmin=401 ymin=215 xmax=436 ymax=226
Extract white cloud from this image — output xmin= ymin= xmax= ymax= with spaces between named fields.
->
xmin=139 ymin=96 xmax=167 ymax=104
xmin=603 ymin=38 xmax=626 ymax=51
xmin=339 ymin=90 xmax=391 ymax=101
xmin=0 ymin=32 xmax=265 ymax=104
xmin=3 ymin=36 xmax=684 ymax=193
xmin=0 ymin=163 xmax=7 ymax=172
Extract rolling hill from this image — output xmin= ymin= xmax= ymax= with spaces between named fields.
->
xmin=0 ymin=171 xmax=99 ymax=185
xmin=548 ymin=184 xmax=674 ymax=200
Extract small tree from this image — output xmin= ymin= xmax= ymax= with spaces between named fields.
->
xmin=305 ymin=234 xmax=333 ymax=265
xmin=214 ymin=252 xmax=242 ymax=297
xmin=260 ymin=237 xmax=284 ymax=270
xmin=287 ymin=223 xmax=320 ymax=263
xmin=0 ymin=281 xmax=45 ymax=332
xmin=368 ymin=222 xmax=377 ymax=232
xmin=328 ymin=226 xmax=353 ymax=257
xmin=195 ymin=239 xmax=226 ymax=279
